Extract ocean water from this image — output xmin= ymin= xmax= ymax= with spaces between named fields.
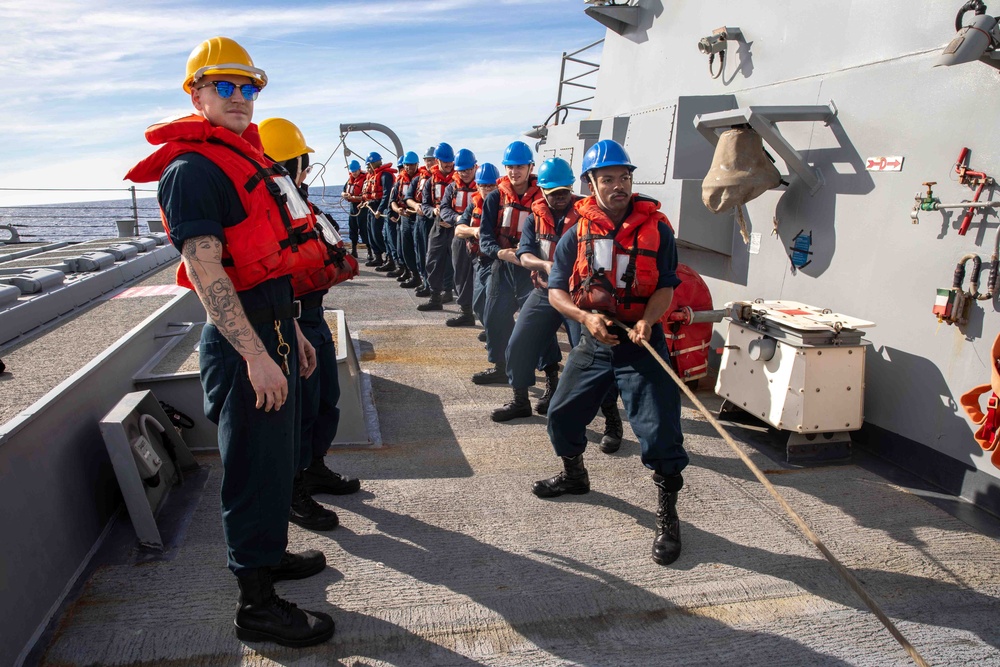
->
xmin=0 ymin=186 xmax=348 ymax=244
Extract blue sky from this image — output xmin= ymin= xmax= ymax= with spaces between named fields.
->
xmin=0 ymin=0 xmax=604 ymax=205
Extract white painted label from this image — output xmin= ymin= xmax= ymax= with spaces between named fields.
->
xmin=749 ymin=232 xmax=761 ymax=254
xmin=865 ymin=156 xmax=904 ymax=172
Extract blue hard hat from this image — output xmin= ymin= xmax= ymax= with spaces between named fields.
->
xmin=434 ymin=142 xmax=455 ymax=163
xmin=397 ymin=156 xmax=404 ymax=168
xmin=402 ymin=151 xmax=420 ymax=165
xmin=454 ymin=148 xmax=477 ymax=171
xmin=365 ymin=151 xmax=382 ymax=164
xmin=502 ymin=140 xmax=534 ymax=166
xmin=537 ymin=157 xmax=575 ymax=190
xmin=581 ymin=139 xmax=635 ymax=175
xmin=475 ymin=163 xmax=500 ymax=185
xmin=349 ymin=160 xmax=361 ymax=172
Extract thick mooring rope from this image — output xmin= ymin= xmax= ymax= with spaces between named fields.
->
xmin=612 ymin=318 xmax=931 ymax=667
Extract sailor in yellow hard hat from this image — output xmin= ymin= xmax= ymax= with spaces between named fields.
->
xmin=258 ymin=117 xmax=362 ymax=509
xmin=126 ymin=36 xmax=335 ymax=648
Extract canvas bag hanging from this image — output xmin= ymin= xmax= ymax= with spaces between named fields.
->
xmin=701 ymin=127 xmax=781 ymax=244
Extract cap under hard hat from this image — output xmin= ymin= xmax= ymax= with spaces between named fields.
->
xmin=537 ymin=157 xmax=575 ymax=191
xmin=183 ymin=36 xmax=267 ymax=93
xmin=258 ymin=118 xmax=314 ymax=163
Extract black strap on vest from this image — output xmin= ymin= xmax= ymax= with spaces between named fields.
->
xmin=621 ymin=227 xmax=641 ymax=309
xmin=208 ymin=138 xmax=302 ymax=253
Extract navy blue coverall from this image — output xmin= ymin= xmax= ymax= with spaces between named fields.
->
xmin=545 ymin=215 xmax=688 ymax=477
xmin=407 ymin=175 xmax=433 ymax=289
xmin=505 ymin=205 xmax=580 ymax=388
xmin=160 ymin=152 xmax=300 ymax=574
xmin=422 ymin=175 xmax=456 ymax=294
xmin=479 ymin=188 xmax=560 ymax=371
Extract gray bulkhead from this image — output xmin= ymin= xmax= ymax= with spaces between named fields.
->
xmin=542 ymin=0 xmax=1000 ymax=504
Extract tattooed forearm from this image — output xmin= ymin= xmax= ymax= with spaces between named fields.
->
xmin=182 ymin=236 xmax=266 ymax=357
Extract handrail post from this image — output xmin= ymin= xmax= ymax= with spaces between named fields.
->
xmin=129 ymin=186 xmax=139 ymax=236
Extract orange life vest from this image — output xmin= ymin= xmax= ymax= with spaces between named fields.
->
xmin=413 ymin=166 xmax=430 ymax=205
xmin=529 ymin=195 xmax=581 ymax=289
xmin=532 ymin=196 xmax=581 ymax=262
xmin=125 ymin=114 xmax=328 ymax=293
xmin=961 ymin=332 xmax=1000 ymax=466
xmin=661 ymin=264 xmax=712 ymax=382
xmin=394 ymin=169 xmax=414 ymax=211
xmin=449 ymin=172 xmax=477 ymax=214
xmin=465 ymin=191 xmax=484 ymax=256
xmin=363 ymin=164 xmax=396 ymax=202
xmin=346 ymin=171 xmax=366 ymax=201
xmin=496 ymin=175 xmax=542 ymax=249
xmin=290 ymin=203 xmax=360 ymax=296
xmin=568 ymin=194 xmax=670 ymax=323
xmin=429 ymin=165 xmax=452 ymax=207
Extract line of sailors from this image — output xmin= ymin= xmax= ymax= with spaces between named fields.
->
xmin=342 ymin=143 xmax=624 ymax=445
xmin=126 ymin=33 xmax=699 ymax=652
xmin=344 ymin=137 xmax=695 ymax=570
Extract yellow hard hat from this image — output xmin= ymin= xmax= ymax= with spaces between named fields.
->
xmin=258 ymin=118 xmax=314 ymax=162
xmin=183 ymin=36 xmax=268 ymax=93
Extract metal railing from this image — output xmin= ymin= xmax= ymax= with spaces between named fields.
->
xmin=0 ymin=185 xmax=159 ymax=242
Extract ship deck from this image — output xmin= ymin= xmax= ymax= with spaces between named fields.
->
xmin=29 ymin=262 xmax=1000 ymax=666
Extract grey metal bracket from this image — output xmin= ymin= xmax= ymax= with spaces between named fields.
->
xmin=693 ymin=102 xmax=838 ymax=195
xmin=584 ymin=3 xmax=640 ymax=36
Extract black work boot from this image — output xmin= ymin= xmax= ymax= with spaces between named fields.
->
xmin=401 ymin=274 xmax=421 ymax=289
xmin=446 ymin=308 xmax=476 ymax=327
xmin=441 ymin=290 xmax=454 ymax=304
xmin=599 ymin=400 xmax=624 ymax=454
xmin=365 ymin=253 xmax=382 ymax=267
xmin=235 ymin=567 xmax=335 ymax=647
xmin=301 ymin=456 xmax=361 ymax=495
xmin=472 ymin=365 xmax=507 ymax=385
xmin=351 ymin=243 xmax=358 ymax=258
xmin=375 ymin=258 xmax=396 ymax=273
xmin=414 ymin=285 xmax=431 ymax=298
xmin=289 ymin=475 xmax=339 ymax=531
xmin=652 ymin=473 xmax=683 ymax=565
xmin=417 ymin=292 xmax=443 ymax=311
xmin=477 ymin=330 xmax=488 ymax=342
xmin=491 ymin=387 xmax=532 ymax=422
xmin=534 ymin=363 xmax=559 ymax=415
xmin=270 ymin=549 xmax=326 ymax=582
xmin=532 ymin=454 xmax=590 ymax=498
xmin=396 ymin=269 xmax=411 ymax=283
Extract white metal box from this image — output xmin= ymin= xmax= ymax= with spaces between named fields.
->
xmin=714 ymin=301 xmax=874 ymax=434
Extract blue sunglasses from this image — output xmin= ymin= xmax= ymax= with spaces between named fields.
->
xmin=196 ymin=80 xmax=260 ymax=101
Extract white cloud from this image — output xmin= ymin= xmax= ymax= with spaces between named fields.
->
xmin=0 ymin=0 xmax=604 ymax=206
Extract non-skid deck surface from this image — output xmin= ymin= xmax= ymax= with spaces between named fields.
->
xmin=38 ymin=265 xmax=1000 ymax=666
